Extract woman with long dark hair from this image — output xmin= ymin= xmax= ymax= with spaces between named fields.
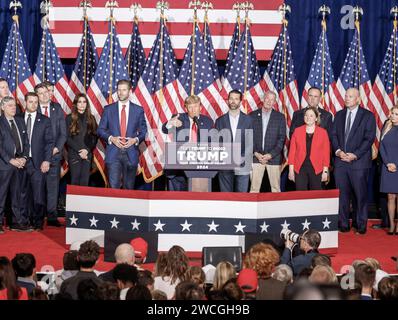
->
xmin=0 ymin=257 xmax=28 ymax=300
xmin=66 ymin=94 xmax=98 ymax=186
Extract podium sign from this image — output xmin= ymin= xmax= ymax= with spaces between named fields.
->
xmin=164 ymin=142 xmax=241 ymax=171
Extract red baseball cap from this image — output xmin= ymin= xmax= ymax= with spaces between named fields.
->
xmin=237 ymin=269 xmax=258 ymax=293
xmin=130 ymin=237 xmax=148 ymax=259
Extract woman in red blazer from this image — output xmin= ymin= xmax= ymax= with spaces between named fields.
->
xmin=288 ymin=107 xmax=330 ymax=190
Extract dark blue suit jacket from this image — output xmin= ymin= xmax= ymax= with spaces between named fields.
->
xmin=0 ymin=116 xmax=29 ymax=170
xmin=98 ymin=102 xmax=147 ymax=166
xmin=249 ymin=109 xmax=286 ymax=165
xmin=161 ymin=113 xmax=214 ymax=142
xmin=20 ymin=113 xmax=54 ymax=170
xmin=331 ymin=107 xmax=376 ymax=170
xmin=215 ymin=111 xmax=254 ymax=158
xmin=38 ymin=102 xmax=67 ymax=161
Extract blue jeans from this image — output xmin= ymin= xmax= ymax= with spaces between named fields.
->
xmin=107 ymin=151 xmax=137 ymax=190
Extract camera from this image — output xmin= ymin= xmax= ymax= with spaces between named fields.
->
xmin=280 ymin=229 xmax=301 ymax=243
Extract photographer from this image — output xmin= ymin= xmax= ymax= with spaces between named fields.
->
xmin=280 ymin=229 xmax=321 ymax=276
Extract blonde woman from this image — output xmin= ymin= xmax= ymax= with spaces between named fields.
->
xmin=212 ymin=261 xmax=236 ymax=291
xmin=379 ymin=106 xmax=398 ymax=235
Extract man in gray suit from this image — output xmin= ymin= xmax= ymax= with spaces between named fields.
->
xmin=249 ymin=91 xmax=286 ymax=192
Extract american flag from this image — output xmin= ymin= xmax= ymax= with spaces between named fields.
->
xmin=33 ymin=27 xmax=72 ymax=113
xmin=0 ymin=20 xmax=35 ymax=109
xmin=67 ymin=19 xmax=98 ymax=100
xmin=125 ymin=20 xmax=146 ymax=90
xmin=333 ymin=23 xmax=381 ymax=145
xmin=86 ymin=19 xmax=129 ymax=179
xmin=177 ymin=23 xmax=228 ymax=121
xmin=203 ymin=21 xmax=223 ymax=93
xmin=132 ymin=17 xmax=184 ymax=182
xmin=223 ymin=20 xmax=241 ymax=81
xmin=49 ymin=0 xmax=283 ymax=61
xmin=223 ymin=20 xmax=263 ymax=113
xmin=371 ymin=22 xmax=397 ymax=141
xmin=262 ymin=22 xmax=299 ymax=128
xmin=301 ymin=25 xmax=337 ymax=114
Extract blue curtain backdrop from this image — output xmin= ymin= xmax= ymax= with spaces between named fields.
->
xmin=2 ymin=0 xmax=398 ymax=93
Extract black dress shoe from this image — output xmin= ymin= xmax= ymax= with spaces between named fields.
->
xmin=338 ymin=227 xmax=350 ymax=233
xmin=356 ymin=230 xmax=367 ymax=235
xmin=387 ymin=231 xmax=395 ymax=235
xmin=34 ymin=225 xmax=44 ymax=231
xmin=47 ymin=220 xmax=63 ymax=227
xmin=11 ymin=225 xmax=33 ymax=232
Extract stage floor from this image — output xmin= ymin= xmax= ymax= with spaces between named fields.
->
xmin=0 ymin=219 xmax=397 ymax=274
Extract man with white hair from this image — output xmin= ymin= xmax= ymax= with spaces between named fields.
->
xmin=99 ymin=243 xmax=136 ymax=283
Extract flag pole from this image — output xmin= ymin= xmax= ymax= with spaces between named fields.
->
xmin=156 ymin=1 xmax=169 ymax=105
xmin=189 ymin=1 xmax=201 ymax=96
xmin=391 ymin=6 xmax=398 ymax=105
xmin=278 ymin=3 xmax=291 ymax=118
xmin=318 ymin=5 xmax=330 ymax=109
xmin=10 ymin=1 xmax=22 ymax=100
xmin=242 ymin=1 xmax=253 ymax=114
xmin=40 ymin=0 xmax=53 ymax=82
xmin=202 ymin=1 xmax=213 ymax=46
xmin=128 ymin=3 xmax=142 ymax=78
xmin=105 ymin=1 xmax=118 ymax=104
xmin=232 ymin=2 xmax=241 ymax=38
xmin=353 ymin=6 xmax=363 ymax=90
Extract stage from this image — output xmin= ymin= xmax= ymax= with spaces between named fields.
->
xmin=0 ymin=219 xmax=397 ymax=274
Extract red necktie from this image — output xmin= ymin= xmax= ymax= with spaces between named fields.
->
xmin=43 ymin=106 xmax=49 ymax=117
xmin=120 ymin=104 xmax=127 ymax=142
xmin=191 ymin=121 xmax=198 ymax=143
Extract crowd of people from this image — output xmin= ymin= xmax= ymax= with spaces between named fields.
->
xmin=1 ymin=236 xmax=398 ymax=300
xmin=0 ymin=77 xmax=397 ymax=235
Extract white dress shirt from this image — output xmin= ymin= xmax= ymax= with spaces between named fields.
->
xmin=229 ymin=112 xmax=240 ymax=141
xmin=25 ymin=111 xmax=37 ymax=157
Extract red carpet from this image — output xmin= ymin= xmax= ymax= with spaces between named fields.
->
xmin=1 ymin=219 xmax=397 ymax=274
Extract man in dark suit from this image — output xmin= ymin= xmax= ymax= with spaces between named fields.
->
xmin=331 ymin=88 xmax=376 ymax=234
xmin=20 ymin=92 xmax=54 ymax=230
xmin=215 ymin=90 xmax=254 ymax=192
xmin=98 ymin=79 xmax=147 ymax=189
xmin=289 ymin=87 xmax=333 ymax=138
xmin=249 ymin=91 xmax=286 ymax=193
xmin=0 ymin=97 xmax=30 ymax=233
xmin=35 ymin=83 xmax=67 ymax=227
xmin=162 ymin=95 xmax=214 ymax=191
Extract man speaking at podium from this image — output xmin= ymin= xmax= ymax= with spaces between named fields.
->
xmin=162 ymin=95 xmax=214 ymax=191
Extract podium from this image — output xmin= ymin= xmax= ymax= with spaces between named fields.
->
xmin=164 ymin=142 xmax=241 ymax=192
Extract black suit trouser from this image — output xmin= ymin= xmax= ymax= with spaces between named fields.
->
xmin=46 ymin=155 xmax=61 ymax=221
xmin=0 ymin=167 xmax=26 ymax=226
xmin=295 ymin=165 xmax=322 ymax=191
xmin=69 ymin=157 xmax=91 ymax=186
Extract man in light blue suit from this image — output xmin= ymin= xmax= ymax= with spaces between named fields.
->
xmin=98 ymin=80 xmax=147 ymax=189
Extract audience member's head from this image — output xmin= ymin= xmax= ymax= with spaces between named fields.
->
xmin=272 ymin=264 xmax=293 ymax=284
xmin=77 ymin=279 xmax=100 ymax=300
xmin=78 ymin=240 xmax=100 ymax=269
xmin=309 ymin=265 xmax=338 ymax=285
xmin=222 ymin=278 xmax=244 ymax=300
xmin=126 ymin=285 xmax=152 ymax=300
xmin=63 ymin=250 xmax=79 ymax=271
xmin=364 ymin=258 xmax=380 ymax=271
xmin=112 ymin=263 xmax=138 ymax=290
xmin=213 ymin=261 xmax=236 ymax=291
xmin=244 ymin=243 xmax=280 ymax=278
xmin=164 ymin=246 xmax=189 ymax=284
xmin=130 ymin=238 xmax=148 ymax=264
xmin=175 ymin=281 xmax=205 ymax=300
xmin=187 ymin=266 xmax=206 ymax=288
xmin=12 ymin=253 xmax=36 ymax=278
xmin=355 ymin=263 xmax=376 ymax=295
xmin=137 ymin=270 xmax=154 ymax=291
xmin=30 ymin=288 xmax=48 ymax=300
xmin=0 ymin=256 xmax=22 ymax=300
xmin=311 ymin=254 xmax=332 ymax=268
xmin=97 ymin=282 xmax=120 ymax=300
xmin=152 ymin=289 xmax=167 ymax=300
xmin=300 ymin=229 xmax=321 ymax=252
xmin=114 ymin=243 xmax=135 ymax=265
xmin=377 ymin=277 xmax=398 ymax=300
xmin=374 ymin=269 xmax=390 ymax=292
xmin=237 ymin=268 xmax=258 ymax=294
xmin=154 ymin=252 xmax=167 ymax=277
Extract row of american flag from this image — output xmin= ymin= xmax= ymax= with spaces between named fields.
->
xmin=0 ymin=11 xmax=396 ymax=183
